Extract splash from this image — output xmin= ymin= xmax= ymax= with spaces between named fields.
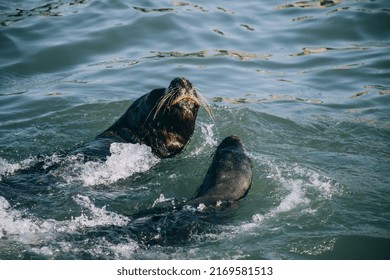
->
xmin=252 ymin=160 xmax=340 ymax=223
xmin=0 ymin=157 xmax=36 ymax=181
xmin=1 ymin=143 xmax=159 ymax=186
xmin=0 ymin=194 xmax=133 ymax=257
xmin=0 ymin=196 xmax=45 ymax=241
xmin=59 ymin=143 xmax=159 ymax=186
xmin=151 ymin=193 xmax=176 ymax=208
xmin=0 ymin=195 xmax=129 ymax=239
xmin=188 ymin=122 xmax=217 ymax=156
xmin=70 ymin=194 xmax=130 ymax=228
xmin=192 ymin=161 xmax=342 ymax=257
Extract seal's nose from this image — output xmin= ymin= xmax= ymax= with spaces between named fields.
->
xmin=170 ymin=77 xmax=194 ymax=93
xmin=180 ymin=99 xmax=196 ymax=110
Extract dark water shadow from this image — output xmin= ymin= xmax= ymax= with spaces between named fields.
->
xmin=311 ymin=235 xmax=390 ymax=260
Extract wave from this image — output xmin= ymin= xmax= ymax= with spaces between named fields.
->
xmin=252 ymin=160 xmax=341 ymax=223
xmin=0 ymin=194 xmax=135 ymax=258
xmin=0 ymin=157 xmax=36 ymax=181
xmin=187 ymin=122 xmax=217 ymax=157
xmin=0 ymin=194 xmax=129 ymax=239
xmin=1 ymin=142 xmax=159 ymax=187
xmin=55 ymin=143 xmax=159 ymax=186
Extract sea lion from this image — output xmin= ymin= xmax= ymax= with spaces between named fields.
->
xmin=94 ymin=76 xmax=207 ymax=158
xmin=120 ymin=135 xmax=253 ymax=245
xmin=189 ymin=135 xmax=253 ymax=207
xmin=71 ymin=77 xmax=208 ymax=160
xmin=6 ymin=77 xmax=206 ymax=178
xmin=131 ymin=135 xmax=252 ymax=216
xmin=9 ymin=77 xmax=205 ymax=175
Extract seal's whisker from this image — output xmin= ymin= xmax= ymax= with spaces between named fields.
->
xmin=195 ymin=88 xmax=219 ymax=138
xmin=167 ymin=89 xmax=178 ymax=107
xmin=162 ymin=86 xmax=181 ymax=113
xmin=143 ymin=91 xmax=172 ymax=127
xmin=145 ymin=81 xmax=213 ymax=127
xmin=153 ymin=89 xmax=174 ymax=119
xmin=196 ymin=89 xmax=214 ymax=121
xmin=159 ymin=87 xmax=177 ymax=115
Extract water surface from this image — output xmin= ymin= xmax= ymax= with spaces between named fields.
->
xmin=0 ymin=0 xmax=389 ymax=259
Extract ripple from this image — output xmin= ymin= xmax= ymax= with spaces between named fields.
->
xmin=150 ymin=49 xmax=271 ymax=61
xmin=212 ymin=94 xmax=323 ymax=104
xmin=172 ymin=1 xmax=209 ymax=12
xmin=291 ymin=46 xmax=369 ymax=56
xmin=364 ymin=84 xmax=390 ymax=95
xmin=133 ymin=6 xmax=175 ymax=13
xmin=277 ymin=0 xmax=341 ymax=10
xmin=1 ymin=0 xmax=389 ymax=260
xmin=240 ymin=24 xmax=255 ymax=31
xmin=0 ymin=0 xmax=88 ymax=27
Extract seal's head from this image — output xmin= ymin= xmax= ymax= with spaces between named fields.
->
xmin=141 ymin=77 xmax=206 ymax=157
xmin=215 ymin=135 xmax=246 ymax=154
xmin=98 ymin=77 xmax=210 ymax=158
xmin=190 ymin=135 xmax=253 ymax=207
xmin=153 ymin=77 xmax=200 ymax=122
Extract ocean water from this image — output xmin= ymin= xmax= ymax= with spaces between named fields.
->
xmin=0 ymin=0 xmax=389 ymax=259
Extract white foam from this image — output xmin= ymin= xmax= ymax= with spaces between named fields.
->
xmin=1 ymin=143 xmax=159 ymax=186
xmin=252 ymin=160 xmax=340 ymax=223
xmin=188 ymin=122 xmax=217 ymax=156
xmin=110 ymin=244 xmax=139 ymax=259
xmin=151 ymin=193 xmax=175 ymax=208
xmin=29 ymin=238 xmax=140 ymax=259
xmin=59 ymin=143 xmax=159 ymax=186
xmin=0 ymin=195 xmax=129 ymax=245
xmin=252 ymin=182 xmax=309 ymax=222
xmin=196 ymin=203 xmax=206 ymax=212
xmin=0 ymin=196 xmax=54 ymax=243
xmin=0 ymin=157 xmax=36 ymax=181
xmin=70 ymin=194 xmax=130 ymax=228
xmin=0 ymin=143 xmax=156 ymax=257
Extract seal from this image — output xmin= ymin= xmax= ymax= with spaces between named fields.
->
xmin=131 ymin=135 xmax=252 ymax=217
xmin=189 ymin=135 xmax=253 ymax=207
xmin=18 ymin=77 xmax=208 ymax=173
xmin=94 ymin=77 xmax=208 ymax=158
xmin=119 ymin=135 xmax=253 ymax=245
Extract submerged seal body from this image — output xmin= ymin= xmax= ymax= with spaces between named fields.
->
xmin=96 ymin=77 xmax=201 ymax=158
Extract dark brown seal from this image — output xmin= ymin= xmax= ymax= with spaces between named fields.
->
xmin=96 ymin=77 xmax=208 ymax=158
xmin=131 ymin=135 xmax=252 ymax=217
xmin=123 ymin=135 xmax=253 ymax=245
xmin=16 ymin=77 xmax=207 ymax=172
xmin=189 ymin=135 xmax=253 ymax=207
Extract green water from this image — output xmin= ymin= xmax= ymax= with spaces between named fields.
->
xmin=0 ymin=0 xmax=389 ymax=259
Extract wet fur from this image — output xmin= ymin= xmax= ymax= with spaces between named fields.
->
xmin=96 ymin=77 xmax=211 ymax=158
